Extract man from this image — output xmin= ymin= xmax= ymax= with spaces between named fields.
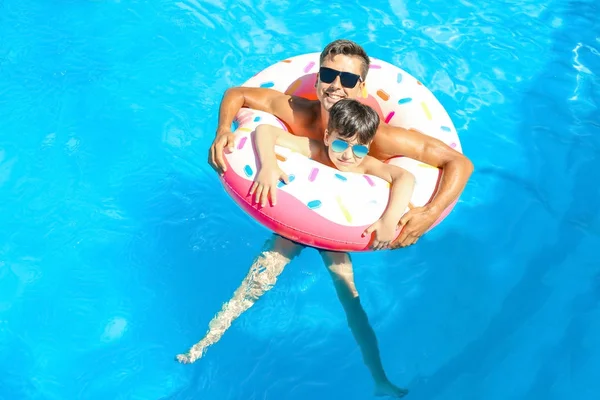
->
xmin=208 ymin=39 xmax=473 ymax=248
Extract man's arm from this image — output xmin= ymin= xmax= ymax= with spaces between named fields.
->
xmin=372 ymin=125 xmax=473 ymax=247
xmin=209 ymin=87 xmax=310 ymax=174
xmin=215 ymin=88 xmax=292 ymax=135
xmin=373 ymin=124 xmax=473 ymax=214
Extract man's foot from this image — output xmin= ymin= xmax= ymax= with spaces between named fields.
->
xmin=374 ymin=381 xmax=409 ymax=398
xmin=175 ymin=353 xmax=194 ymax=364
xmin=175 ymin=345 xmax=206 ymax=364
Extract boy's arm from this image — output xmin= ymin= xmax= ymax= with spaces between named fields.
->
xmin=251 ymin=124 xmax=316 ymax=207
xmin=255 ymin=124 xmax=315 ymax=161
xmin=362 ymin=158 xmax=416 ymax=226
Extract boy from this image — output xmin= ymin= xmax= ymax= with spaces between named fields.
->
xmin=177 ymin=100 xmax=414 ymax=398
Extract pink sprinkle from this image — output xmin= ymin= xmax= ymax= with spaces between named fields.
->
xmin=450 ymin=142 xmax=457 ymax=148
xmin=369 ymin=64 xmax=381 ymax=69
xmin=238 ymin=116 xmax=251 ymax=125
xmin=363 ymin=175 xmax=375 ymax=187
xmin=308 ymin=167 xmax=319 ymax=182
xmin=304 ymin=61 xmax=315 ymax=73
xmin=237 ymin=136 xmax=247 ymax=150
xmin=384 ymin=111 xmax=395 ymax=124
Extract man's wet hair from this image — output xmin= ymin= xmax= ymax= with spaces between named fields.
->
xmin=320 ymin=39 xmax=370 ymax=80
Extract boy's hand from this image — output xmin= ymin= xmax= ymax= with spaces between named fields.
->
xmin=249 ymin=165 xmax=289 ymax=207
xmin=363 ymin=218 xmax=398 ymax=250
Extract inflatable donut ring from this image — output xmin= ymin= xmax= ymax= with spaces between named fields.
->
xmin=220 ymin=53 xmax=462 ymax=252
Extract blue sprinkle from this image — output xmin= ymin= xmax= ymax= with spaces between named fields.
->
xmin=243 ymin=165 xmax=253 ymax=177
xmin=277 ymin=174 xmax=295 ymax=188
xmin=335 ymin=174 xmax=347 ymax=181
xmin=397 ymin=73 xmax=403 ymax=83
xmin=398 ymin=97 xmax=412 ymax=105
xmin=260 ymin=82 xmax=274 ymax=88
xmin=307 ymin=200 xmax=322 ymax=209
xmin=254 ymin=116 xmax=261 ymax=122
xmin=441 ymin=125 xmax=451 ymax=132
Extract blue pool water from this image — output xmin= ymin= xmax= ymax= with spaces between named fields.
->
xmin=1 ymin=0 xmax=599 ymax=399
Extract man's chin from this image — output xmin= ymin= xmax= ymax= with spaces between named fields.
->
xmin=322 ymin=97 xmax=341 ymax=111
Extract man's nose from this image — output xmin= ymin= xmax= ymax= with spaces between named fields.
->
xmin=330 ymin=75 xmax=342 ymax=89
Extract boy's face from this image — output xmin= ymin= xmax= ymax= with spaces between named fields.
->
xmin=324 ymin=129 xmax=370 ymax=171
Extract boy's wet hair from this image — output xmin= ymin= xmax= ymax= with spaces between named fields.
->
xmin=320 ymin=39 xmax=370 ymax=80
xmin=327 ymin=99 xmax=380 ymax=144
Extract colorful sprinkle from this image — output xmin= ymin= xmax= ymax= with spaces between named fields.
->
xmin=336 ymin=196 xmax=352 ymax=222
xmin=361 ymin=85 xmax=368 ymax=98
xmin=304 ymin=61 xmax=315 ymax=73
xmin=307 ymin=200 xmax=322 ymax=209
xmin=238 ymin=116 xmax=252 ymax=125
xmin=417 ymin=81 xmax=423 ymax=85
xmin=441 ymin=125 xmax=451 ymax=132
xmin=450 ymin=142 xmax=457 ymax=148
xmin=369 ymin=64 xmax=382 ymax=69
xmin=397 ymin=73 xmax=403 ymax=83
xmin=334 ymin=173 xmax=347 ymax=182
xmin=376 ymin=89 xmax=390 ymax=101
xmin=243 ymin=165 xmax=253 ymax=177
xmin=418 ymin=163 xmax=438 ymax=169
xmin=260 ymin=82 xmax=274 ymax=88
xmin=281 ymin=59 xmax=292 ymax=63
xmin=254 ymin=116 xmax=261 ymax=122
xmin=237 ymin=136 xmax=247 ymax=150
xmin=275 ymin=153 xmax=287 ymax=162
xmin=277 ymin=174 xmax=295 ymax=188
xmin=421 ymin=102 xmax=432 ymax=120
xmin=238 ymin=127 xmax=252 ymax=132
xmin=384 ymin=111 xmax=395 ymax=124
xmin=363 ymin=175 xmax=375 ymax=187
xmin=398 ymin=97 xmax=412 ymax=104
xmin=287 ymin=79 xmax=302 ymax=94
xmin=308 ymin=168 xmax=319 ymax=182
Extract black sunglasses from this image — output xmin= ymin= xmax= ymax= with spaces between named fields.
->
xmin=319 ymin=67 xmax=363 ymax=88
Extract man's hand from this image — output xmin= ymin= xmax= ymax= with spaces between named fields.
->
xmin=391 ymin=206 xmax=440 ymax=248
xmin=208 ymin=130 xmax=236 ymax=174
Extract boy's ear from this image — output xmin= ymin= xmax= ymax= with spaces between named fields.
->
xmin=324 ymin=129 xmax=330 ymax=145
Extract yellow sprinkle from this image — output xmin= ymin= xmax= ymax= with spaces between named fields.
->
xmin=336 ymin=196 xmax=352 ymax=223
xmin=361 ymin=85 xmax=368 ymax=98
xmin=238 ymin=127 xmax=252 ymax=132
xmin=421 ymin=101 xmax=432 ymax=120
xmin=418 ymin=163 xmax=438 ymax=169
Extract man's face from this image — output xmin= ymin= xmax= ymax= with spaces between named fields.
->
xmin=316 ymin=55 xmax=366 ymax=111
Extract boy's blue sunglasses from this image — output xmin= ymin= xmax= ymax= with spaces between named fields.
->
xmin=331 ymin=139 xmax=369 ymax=158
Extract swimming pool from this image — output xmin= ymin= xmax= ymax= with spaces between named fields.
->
xmin=1 ymin=0 xmax=599 ymax=398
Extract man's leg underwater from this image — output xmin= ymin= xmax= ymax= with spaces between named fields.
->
xmin=177 ymin=235 xmax=302 ymax=363
xmin=319 ymin=250 xmax=408 ymax=398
